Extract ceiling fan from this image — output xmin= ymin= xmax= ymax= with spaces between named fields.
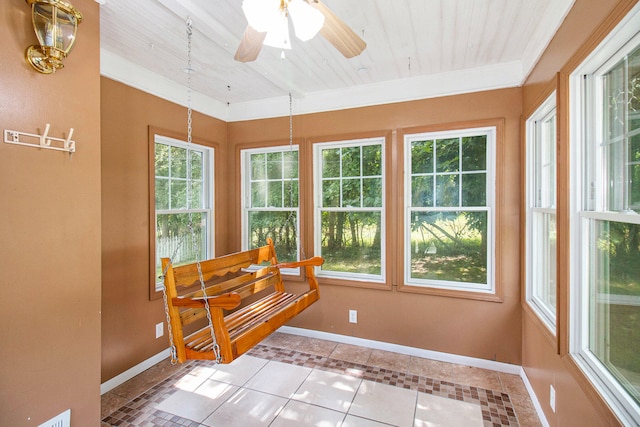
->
xmin=234 ymin=0 xmax=366 ymax=62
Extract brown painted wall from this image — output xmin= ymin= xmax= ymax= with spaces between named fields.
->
xmin=0 ymin=0 xmax=102 ymax=425
xmin=100 ymin=78 xmax=228 ymax=381
xmin=521 ymin=0 xmax=639 ymax=425
xmin=228 ymin=88 xmax=524 ymax=364
xmin=100 ymin=83 xmax=523 ymax=383
xmin=522 ymin=0 xmax=624 ymax=110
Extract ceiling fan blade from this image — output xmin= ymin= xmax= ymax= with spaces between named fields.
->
xmin=308 ymin=0 xmax=366 ymax=58
xmin=234 ymin=25 xmax=267 ymax=62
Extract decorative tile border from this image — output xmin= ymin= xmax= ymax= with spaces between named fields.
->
xmin=247 ymin=344 xmax=519 ymax=427
xmin=103 ymin=344 xmax=520 ymax=426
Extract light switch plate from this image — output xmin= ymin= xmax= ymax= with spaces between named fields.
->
xmin=155 ymin=322 xmax=164 ymax=339
xmin=349 ymin=310 xmax=357 ymax=324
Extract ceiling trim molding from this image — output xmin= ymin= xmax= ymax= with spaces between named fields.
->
xmin=100 ymin=49 xmax=230 ymax=121
xmin=520 ymin=0 xmax=576 ymax=84
xmin=101 ymin=49 xmax=522 ymax=123
xmin=227 ymin=61 xmax=523 ymax=121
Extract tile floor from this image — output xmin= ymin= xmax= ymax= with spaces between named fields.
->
xmin=101 ymin=332 xmax=542 ymax=427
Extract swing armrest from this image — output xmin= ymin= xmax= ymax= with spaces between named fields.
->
xmin=172 ymin=292 xmax=242 ymax=310
xmin=275 ymin=256 xmax=324 ymax=270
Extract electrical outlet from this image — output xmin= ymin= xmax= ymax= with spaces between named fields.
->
xmin=349 ymin=310 xmax=357 ymax=324
xmin=155 ymin=322 xmax=164 ymax=339
xmin=550 ymin=384 xmax=556 ymax=413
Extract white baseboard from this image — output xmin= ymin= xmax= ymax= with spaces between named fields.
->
xmin=520 ymin=366 xmax=551 ymax=427
xmin=100 ymin=326 xmax=549 ymax=427
xmin=280 ymin=326 xmax=522 ymax=375
xmin=100 ymin=348 xmax=170 ymax=395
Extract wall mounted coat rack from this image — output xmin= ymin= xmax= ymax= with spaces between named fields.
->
xmin=4 ymin=124 xmax=75 ymax=153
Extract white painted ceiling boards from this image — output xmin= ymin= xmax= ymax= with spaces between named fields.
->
xmin=99 ymin=0 xmax=574 ymax=121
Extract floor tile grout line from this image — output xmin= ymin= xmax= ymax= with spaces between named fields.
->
xmin=102 ymin=341 xmax=522 ymax=426
xmin=264 ymin=359 xmax=316 ymax=427
xmin=411 ymin=386 xmax=419 ymax=427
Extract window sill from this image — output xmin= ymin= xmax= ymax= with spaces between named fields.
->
xmin=562 ymin=353 xmax=630 ymax=426
xmin=317 ymin=276 xmax=392 ymax=291
xmin=397 ymin=282 xmax=502 ymax=302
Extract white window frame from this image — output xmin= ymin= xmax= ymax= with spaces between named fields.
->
xmin=154 ymin=134 xmax=214 ymax=292
xmin=570 ymin=4 xmax=640 ymax=424
xmin=526 ymin=93 xmax=558 ymax=333
xmin=313 ymin=137 xmax=386 ymax=282
xmin=241 ymin=145 xmax=300 ymax=275
xmin=403 ymin=127 xmax=496 ymax=293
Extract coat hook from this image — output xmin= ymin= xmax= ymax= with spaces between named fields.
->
xmin=65 ymin=128 xmax=75 ymax=151
xmin=40 ymin=123 xmax=51 ymax=146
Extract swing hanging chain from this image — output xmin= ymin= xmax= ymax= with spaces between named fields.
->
xmin=286 ymin=94 xmax=306 ymax=261
xmin=185 ymin=18 xmax=220 ymax=363
xmin=160 ymin=229 xmax=189 ymax=365
xmin=186 ymin=219 xmax=221 ymax=363
xmin=186 ymin=17 xmax=193 ymax=145
xmin=288 ymin=93 xmax=294 ymax=210
xmin=195 ymin=254 xmax=222 ymax=364
xmin=159 ymin=178 xmax=193 ymax=364
xmin=159 ymin=17 xmax=221 ymax=365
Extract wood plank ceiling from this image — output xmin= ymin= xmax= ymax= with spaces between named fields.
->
xmin=99 ymin=0 xmax=574 ymax=116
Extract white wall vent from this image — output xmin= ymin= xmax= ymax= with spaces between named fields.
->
xmin=38 ymin=409 xmax=70 ymax=427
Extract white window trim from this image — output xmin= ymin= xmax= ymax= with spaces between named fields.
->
xmin=313 ymin=137 xmax=386 ymax=282
xmin=403 ymin=126 xmax=496 ymax=293
xmin=525 ymin=92 xmax=558 ymax=334
xmin=154 ymin=134 xmax=214 ymax=291
xmin=241 ymin=145 xmax=300 ymax=275
xmin=570 ymin=4 xmax=640 ymax=424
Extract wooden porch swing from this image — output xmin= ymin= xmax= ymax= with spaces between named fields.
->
xmin=159 ymin=20 xmax=323 ymax=365
xmin=161 ymin=238 xmax=324 ymax=364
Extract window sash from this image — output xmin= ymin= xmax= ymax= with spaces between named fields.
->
xmin=404 ymin=127 xmax=495 ymax=293
xmin=241 ymin=146 xmax=300 ymax=268
xmin=526 ymin=93 xmax=558 ymax=332
xmin=314 ymin=138 xmax=385 ymax=282
xmin=571 ymin=10 xmax=640 ymax=423
xmin=154 ymin=135 xmax=213 ymax=291
xmin=576 ymin=214 xmax=640 ymax=413
xmin=528 ymin=209 xmax=557 ymax=329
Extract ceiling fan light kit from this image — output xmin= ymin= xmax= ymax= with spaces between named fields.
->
xmin=263 ymin=11 xmax=291 ymax=49
xmin=287 ymin=0 xmax=325 ymax=41
xmin=236 ymin=0 xmax=365 ymax=62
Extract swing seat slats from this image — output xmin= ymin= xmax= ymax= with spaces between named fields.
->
xmin=161 ymin=238 xmax=324 ymax=364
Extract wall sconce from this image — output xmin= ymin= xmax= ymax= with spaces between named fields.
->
xmin=25 ymin=0 xmax=83 ymax=74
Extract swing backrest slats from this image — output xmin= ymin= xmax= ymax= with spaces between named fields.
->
xmin=179 ymin=267 xmax=278 ymax=300
xmin=170 ymin=245 xmax=274 ymax=289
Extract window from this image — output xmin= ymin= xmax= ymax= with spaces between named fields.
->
xmin=241 ymin=146 xmax=299 ymax=265
xmin=404 ymin=127 xmax=495 ymax=293
xmin=571 ymin=7 xmax=640 ymax=423
xmin=526 ymin=93 xmax=557 ymax=332
xmin=154 ymin=135 xmax=214 ymax=291
xmin=314 ymin=138 xmax=385 ymax=281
